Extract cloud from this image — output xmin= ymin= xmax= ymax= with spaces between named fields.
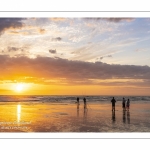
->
xmin=0 ymin=46 xmax=30 ymax=57
xmin=84 ymin=18 xmax=135 ymax=23
xmin=50 ymin=18 xmax=67 ymax=22
xmin=99 ymin=55 xmax=112 ymax=60
xmin=6 ymin=46 xmax=29 ymax=54
xmin=49 ymin=49 xmax=57 ymax=54
xmin=135 ymin=49 xmax=147 ymax=52
xmin=0 ymin=89 xmax=12 ymax=92
xmin=104 ymin=18 xmax=135 ymax=22
xmin=0 ymin=18 xmax=25 ymax=34
xmin=7 ymin=46 xmax=25 ymax=52
xmin=107 ymin=55 xmax=112 ymax=57
xmin=0 ymin=55 xmax=150 ymax=86
xmin=38 ymin=28 xmax=46 ymax=34
xmin=51 ymin=37 xmax=62 ymax=41
xmin=8 ymin=31 xmax=20 ymax=35
xmin=7 ymin=47 xmax=19 ymax=52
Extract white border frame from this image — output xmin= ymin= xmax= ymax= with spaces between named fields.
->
xmin=0 ymin=11 xmax=150 ymax=139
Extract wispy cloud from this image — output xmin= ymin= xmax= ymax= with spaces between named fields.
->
xmin=135 ymin=48 xmax=147 ymax=52
xmin=7 ymin=46 xmax=25 ymax=52
xmin=38 ymin=28 xmax=46 ymax=34
xmin=98 ymin=55 xmax=112 ymax=60
xmin=0 ymin=18 xmax=150 ymax=67
xmin=51 ymin=37 xmax=62 ymax=41
xmin=50 ymin=18 xmax=67 ymax=22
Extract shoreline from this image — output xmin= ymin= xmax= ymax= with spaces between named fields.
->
xmin=0 ymin=101 xmax=150 ymax=132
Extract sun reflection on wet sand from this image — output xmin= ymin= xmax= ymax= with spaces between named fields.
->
xmin=17 ymin=104 xmax=21 ymax=123
xmin=0 ymin=102 xmax=150 ymax=132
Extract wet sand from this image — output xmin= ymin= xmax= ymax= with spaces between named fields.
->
xmin=0 ymin=101 xmax=150 ymax=132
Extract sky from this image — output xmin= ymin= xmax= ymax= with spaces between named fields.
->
xmin=0 ymin=17 xmax=150 ymax=95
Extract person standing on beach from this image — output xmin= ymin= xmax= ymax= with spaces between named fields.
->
xmin=77 ymin=97 xmax=80 ymax=110
xmin=77 ymin=97 xmax=79 ymax=104
xmin=111 ymin=97 xmax=116 ymax=111
xmin=122 ymin=97 xmax=126 ymax=111
xmin=126 ymin=99 xmax=130 ymax=111
xmin=83 ymin=97 xmax=87 ymax=109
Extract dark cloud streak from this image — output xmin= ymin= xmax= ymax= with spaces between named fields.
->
xmin=51 ymin=37 xmax=62 ymax=41
xmin=0 ymin=18 xmax=25 ymax=34
xmin=98 ymin=55 xmax=112 ymax=60
xmin=84 ymin=18 xmax=135 ymax=23
xmin=7 ymin=46 xmax=28 ymax=53
xmin=49 ymin=49 xmax=57 ymax=54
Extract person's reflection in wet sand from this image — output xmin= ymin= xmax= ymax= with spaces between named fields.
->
xmin=123 ymin=110 xmax=126 ymax=123
xmin=112 ymin=110 xmax=116 ymax=123
xmin=83 ymin=97 xmax=87 ymax=110
xmin=83 ymin=107 xmax=88 ymax=123
xmin=77 ymin=103 xmax=80 ymax=117
xmin=77 ymin=102 xmax=79 ymax=109
xmin=127 ymin=111 xmax=130 ymax=124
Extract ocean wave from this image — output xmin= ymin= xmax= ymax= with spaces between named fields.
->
xmin=0 ymin=95 xmax=150 ymax=103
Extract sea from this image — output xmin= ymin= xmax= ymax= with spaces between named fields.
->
xmin=0 ymin=95 xmax=150 ymax=103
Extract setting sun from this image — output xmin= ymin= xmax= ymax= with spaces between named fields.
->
xmin=15 ymin=83 xmax=24 ymax=92
xmin=14 ymin=83 xmax=31 ymax=93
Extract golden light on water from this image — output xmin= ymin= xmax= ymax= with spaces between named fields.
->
xmin=17 ymin=104 xmax=21 ymax=122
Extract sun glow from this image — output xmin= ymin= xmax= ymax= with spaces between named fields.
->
xmin=8 ymin=82 xmax=33 ymax=94
xmin=16 ymin=83 xmax=24 ymax=92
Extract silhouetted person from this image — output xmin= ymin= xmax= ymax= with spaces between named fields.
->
xmin=122 ymin=97 xmax=126 ymax=111
xmin=111 ymin=97 xmax=116 ymax=111
xmin=76 ymin=97 xmax=80 ymax=110
xmin=112 ymin=111 xmax=116 ymax=122
xmin=83 ymin=97 xmax=87 ymax=109
xmin=126 ymin=99 xmax=130 ymax=111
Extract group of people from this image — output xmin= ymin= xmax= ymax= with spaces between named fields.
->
xmin=76 ymin=97 xmax=87 ymax=109
xmin=77 ymin=96 xmax=130 ymax=111
xmin=111 ymin=97 xmax=130 ymax=111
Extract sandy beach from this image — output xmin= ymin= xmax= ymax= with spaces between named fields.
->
xmin=0 ymin=100 xmax=150 ymax=132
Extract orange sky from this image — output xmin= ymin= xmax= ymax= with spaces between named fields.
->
xmin=0 ymin=18 xmax=150 ymax=96
xmin=0 ymin=55 xmax=149 ymax=95
xmin=1 ymin=82 xmax=150 ymax=96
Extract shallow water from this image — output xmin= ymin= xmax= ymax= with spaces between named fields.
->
xmin=0 ymin=100 xmax=150 ymax=132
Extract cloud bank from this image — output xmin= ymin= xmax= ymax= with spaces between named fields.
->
xmin=0 ymin=55 xmax=150 ymax=85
